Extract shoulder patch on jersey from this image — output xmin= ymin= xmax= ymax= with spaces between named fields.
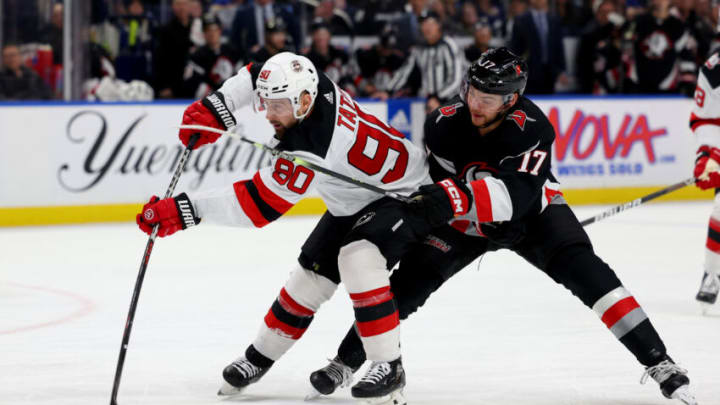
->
xmin=436 ymin=102 xmax=464 ymax=123
xmin=506 ymin=110 xmax=536 ymax=130
xmin=702 ymin=52 xmax=720 ymax=89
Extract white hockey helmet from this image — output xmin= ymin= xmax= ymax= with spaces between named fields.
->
xmin=254 ymin=52 xmax=319 ymax=120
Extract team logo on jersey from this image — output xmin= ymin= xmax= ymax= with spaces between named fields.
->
xmin=506 ymin=110 xmax=536 ymax=130
xmin=436 ymin=102 xmax=464 ymax=123
xmin=640 ymin=31 xmax=671 ymax=60
xmin=259 ymin=70 xmax=271 ymax=80
xmin=291 ymin=60 xmax=303 ymax=73
xmin=706 ymin=53 xmax=720 ymax=69
xmin=353 ymin=211 xmax=376 ymax=229
xmin=423 ymin=235 xmax=451 ymax=253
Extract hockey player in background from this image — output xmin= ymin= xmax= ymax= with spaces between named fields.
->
xmin=135 ymin=51 xmax=434 ymax=404
xmin=307 ymin=48 xmax=698 ymax=405
xmin=690 ymin=50 xmax=720 ymax=308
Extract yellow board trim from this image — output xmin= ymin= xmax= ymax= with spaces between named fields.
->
xmin=0 ymin=186 xmax=713 ymax=227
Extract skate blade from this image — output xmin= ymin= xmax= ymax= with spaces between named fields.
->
xmin=217 ymin=382 xmax=246 ymax=396
xmin=304 ymin=388 xmax=322 ymax=401
xmin=356 ymin=390 xmax=407 ymax=405
xmin=671 ymin=386 xmax=698 ymax=405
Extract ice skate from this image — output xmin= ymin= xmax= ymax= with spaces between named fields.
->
xmin=695 ymin=271 xmax=719 ymax=310
xmin=305 ymin=356 xmax=358 ymax=400
xmin=351 ymin=357 xmax=407 ymax=405
xmin=217 ymin=356 xmax=271 ymax=396
xmin=640 ymin=357 xmax=697 ymax=405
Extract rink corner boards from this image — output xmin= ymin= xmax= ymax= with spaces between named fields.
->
xmin=0 ymin=186 xmax=713 ymax=227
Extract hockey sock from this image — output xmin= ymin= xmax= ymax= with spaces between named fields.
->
xmin=548 ymin=245 xmax=667 ymax=367
xmin=337 ymin=324 xmax=368 ymax=370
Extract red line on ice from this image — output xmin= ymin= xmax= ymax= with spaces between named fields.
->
xmin=0 ymin=281 xmax=95 ymax=335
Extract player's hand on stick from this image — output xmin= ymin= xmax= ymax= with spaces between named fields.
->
xmin=409 ymin=177 xmax=472 ymax=227
xmin=179 ymin=92 xmax=236 ymax=149
xmin=694 ymin=145 xmax=720 ymax=190
xmin=136 ymin=193 xmax=200 ymax=237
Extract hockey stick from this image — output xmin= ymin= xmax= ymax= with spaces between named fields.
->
xmin=579 ymin=177 xmax=696 ymax=227
xmin=178 ymin=125 xmax=413 ymax=203
xmin=109 ymin=134 xmax=200 ymax=405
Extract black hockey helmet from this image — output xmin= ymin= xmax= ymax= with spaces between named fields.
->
xmin=462 ymin=47 xmax=528 ymax=102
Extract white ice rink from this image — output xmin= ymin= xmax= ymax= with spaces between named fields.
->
xmin=2 ymin=202 xmax=720 ymax=405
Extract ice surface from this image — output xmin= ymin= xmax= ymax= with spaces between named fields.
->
xmin=1 ymin=202 xmax=719 ymax=405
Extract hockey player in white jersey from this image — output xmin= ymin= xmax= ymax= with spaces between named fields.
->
xmin=690 ymin=50 xmax=720 ymax=307
xmin=135 ymin=52 xmax=432 ymax=404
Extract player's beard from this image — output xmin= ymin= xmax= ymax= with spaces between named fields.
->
xmin=270 ymin=120 xmax=289 ymax=137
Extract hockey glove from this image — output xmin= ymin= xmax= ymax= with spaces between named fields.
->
xmin=136 ymin=193 xmax=200 ymax=237
xmin=179 ymin=91 xmax=236 ymax=149
xmin=694 ymin=145 xmax=720 ymax=190
xmin=409 ymin=177 xmax=472 ymax=227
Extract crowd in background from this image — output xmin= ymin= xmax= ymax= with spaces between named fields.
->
xmin=1 ymin=0 xmax=720 ymax=101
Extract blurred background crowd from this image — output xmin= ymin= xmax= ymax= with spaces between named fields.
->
xmin=1 ymin=0 xmax=719 ymax=102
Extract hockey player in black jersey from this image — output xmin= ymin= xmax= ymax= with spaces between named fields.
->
xmin=307 ymin=48 xmax=698 ymax=405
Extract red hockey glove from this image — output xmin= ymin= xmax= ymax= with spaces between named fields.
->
xmin=136 ymin=193 xmax=200 ymax=237
xmin=179 ymin=91 xmax=236 ymax=149
xmin=409 ymin=177 xmax=472 ymax=227
xmin=694 ymin=145 xmax=720 ymax=190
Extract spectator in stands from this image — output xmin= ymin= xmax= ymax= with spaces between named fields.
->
xmin=248 ymin=17 xmax=291 ymax=63
xmin=627 ymin=0 xmax=697 ymax=94
xmin=184 ymin=14 xmax=242 ymax=98
xmin=354 ymin=24 xmax=406 ymax=100
xmin=311 ymin=0 xmax=354 ymax=36
xmin=0 ymin=44 xmax=52 ymax=100
xmin=474 ymin=0 xmax=505 ymax=39
xmin=304 ymin=21 xmax=356 ymax=95
xmin=210 ymin=0 xmax=246 ymax=35
xmin=674 ymin=0 xmax=715 ymax=60
xmin=387 ymin=10 xmax=463 ymax=112
xmin=117 ymin=0 xmax=154 ymax=55
xmin=39 ymin=3 xmax=64 ymax=65
xmin=189 ymin=0 xmax=207 ymax=47
xmin=230 ymin=0 xmax=300 ymax=56
xmin=459 ymin=2 xmax=480 ymax=36
xmin=154 ymin=0 xmax=194 ymax=98
xmin=465 ymin=22 xmax=493 ymax=63
xmin=429 ymin=0 xmax=463 ymax=35
xmin=504 ymin=0 xmax=528 ymax=44
xmin=576 ymin=0 xmax=624 ymax=93
xmin=352 ymin=0 xmax=406 ymax=36
xmin=509 ymin=0 xmax=567 ymax=94
xmin=394 ymin=0 xmax=430 ymax=49
xmin=555 ymin=0 xmax=593 ymax=35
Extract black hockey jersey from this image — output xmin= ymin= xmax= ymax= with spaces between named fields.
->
xmin=424 ymin=96 xmax=562 ymax=236
xmin=629 ymin=13 xmax=696 ymax=93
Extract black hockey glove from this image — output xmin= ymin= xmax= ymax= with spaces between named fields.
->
xmin=409 ymin=177 xmax=473 ymax=227
xmin=480 ymin=221 xmax=526 ymax=248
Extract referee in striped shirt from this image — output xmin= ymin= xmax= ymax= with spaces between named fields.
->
xmin=386 ymin=10 xmax=464 ymax=112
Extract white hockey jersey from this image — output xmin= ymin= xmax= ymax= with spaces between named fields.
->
xmin=191 ymin=63 xmax=431 ymax=227
xmin=691 ymin=52 xmax=720 ymax=150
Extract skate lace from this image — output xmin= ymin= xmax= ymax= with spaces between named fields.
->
xmin=324 ymin=358 xmax=354 ymax=388
xmin=700 ymin=272 xmax=720 ymax=293
xmin=231 ymin=358 xmax=261 ymax=379
xmin=359 ymin=362 xmax=391 ymax=385
xmin=640 ymin=360 xmax=687 ymax=385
